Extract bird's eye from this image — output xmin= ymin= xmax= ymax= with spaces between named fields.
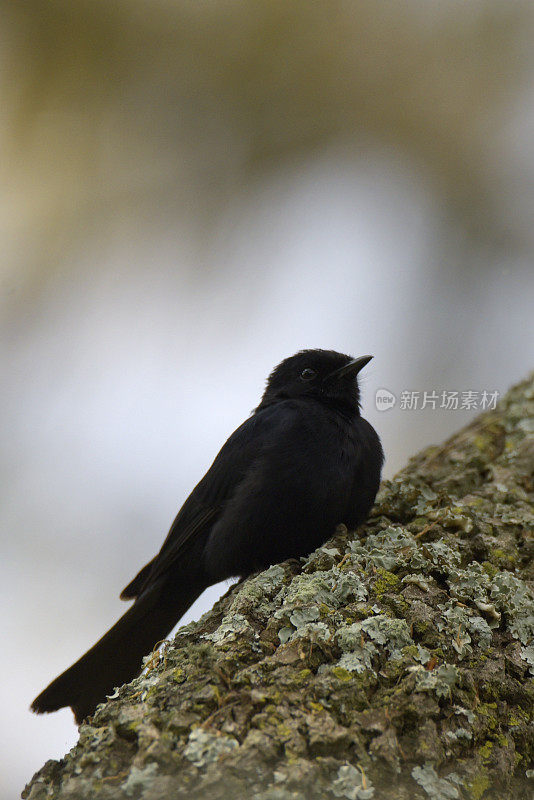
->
xmin=300 ymin=368 xmax=317 ymax=381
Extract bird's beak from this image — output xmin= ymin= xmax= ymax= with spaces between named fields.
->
xmin=324 ymin=355 xmax=373 ymax=382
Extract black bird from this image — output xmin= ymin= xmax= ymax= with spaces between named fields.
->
xmin=32 ymin=349 xmax=383 ymax=723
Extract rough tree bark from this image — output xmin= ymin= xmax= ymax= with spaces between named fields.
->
xmin=24 ymin=374 xmax=534 ymax=800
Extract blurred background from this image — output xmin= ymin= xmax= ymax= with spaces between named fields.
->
xmin=2 ymin=1 xmax=534 ymax=796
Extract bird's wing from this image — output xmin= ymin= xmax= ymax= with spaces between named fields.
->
xmin=121 ymin=403 xmax=293 ymax=598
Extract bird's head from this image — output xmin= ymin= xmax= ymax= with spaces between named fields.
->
xmin=257 ymin=349 xmax=372 ymax=416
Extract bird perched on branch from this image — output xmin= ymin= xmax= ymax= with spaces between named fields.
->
xmin=32 ymin=349 xmax=383 ymax=723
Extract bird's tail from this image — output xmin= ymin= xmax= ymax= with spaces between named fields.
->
xmin=31 ymin=573 xmax=205 ymax=724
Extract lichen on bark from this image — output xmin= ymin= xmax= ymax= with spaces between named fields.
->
xmin=23 ymin=374 xmax=534 ymax=800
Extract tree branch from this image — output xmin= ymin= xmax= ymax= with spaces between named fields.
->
xmin=24 ymin=373 xmax=534 ymax=800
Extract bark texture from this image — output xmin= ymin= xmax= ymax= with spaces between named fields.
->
xmin=24 ymin=374 xmax=534 ymax=800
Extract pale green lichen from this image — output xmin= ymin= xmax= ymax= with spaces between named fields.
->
xmin=289 ymin=606 xmax=320 ymax=629
xmin=413 ymin=664 xmax=459 ymax=699
xmin=333 ymin=615 xmax=413 ymax=674
xmin=183 ymin=728 xmax=239 ymax=767
xmin=446 ymin=727 xmax=472 ymax=742
xmin=489 ymin=571 xmax=534 ymax=645
xmin=436 ymin=602 xmax=493 ymax=658
xmin=454 ymin=706 xmax=475 ymax=724
xmin=283 ymin=571 xmax=340 ymax=607
xmin=121 ymin=763 xmax=159 ymax=797
xmin=349 ymin=526 xmax=416 ymax=571
xmin=402 ymin=574 xmax=434 ymax=592
xmin=334 ymin=570 xmax=369 ymax=603
xmin=203 ymin=612 xmax=255 ymax=644
xmin=335 ymin=651 xmax=373 ymax=674
xmin=427 ymin=507 xmax=474 ymax=533
xmin=412 ymin=764 xmax=462 ymax=799
xmin=520 ymin=645 xmax=534 ymax=676
xmin=359 ymin=615 xmax=412 ymax=655
xmin=278 ymin=619 xmax=330 ymax=646
xmin=332 ymin=764 xmax=374 ymax=799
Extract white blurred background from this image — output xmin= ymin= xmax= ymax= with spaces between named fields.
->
xmin=2 ymin=2 xmax=534 ymax=797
